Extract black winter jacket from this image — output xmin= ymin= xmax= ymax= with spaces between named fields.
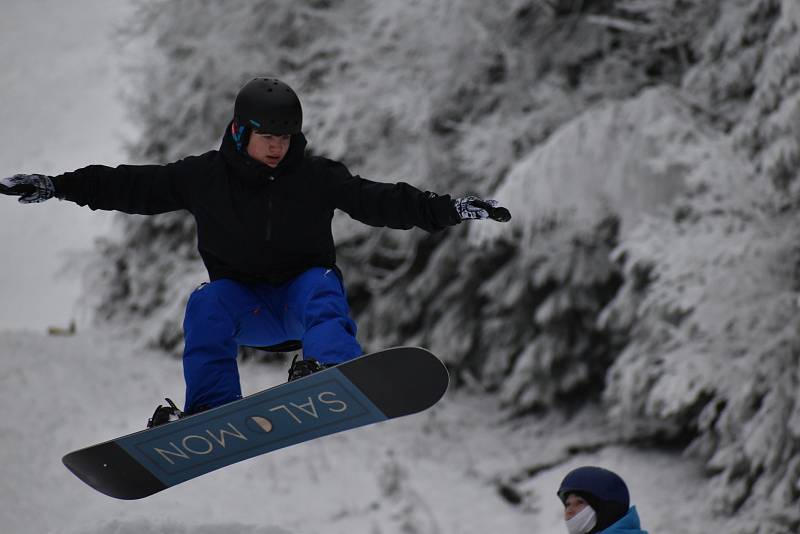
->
xmin=52 ymin=123 xmax=461 ymax=285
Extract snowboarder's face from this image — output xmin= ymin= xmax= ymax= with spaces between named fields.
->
xmin=247 ymin=132 xmax=291 ymax=168
xmin=563 ymin=493 xmax=589 ymax=520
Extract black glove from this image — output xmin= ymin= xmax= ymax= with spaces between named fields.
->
xmin=0 ymin=174 xmax=56 ymax=203
xmin=453 ymin=195 xmax=511 ymax=222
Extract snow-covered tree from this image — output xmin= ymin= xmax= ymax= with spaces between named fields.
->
xmin=91 ymin=0 xmax=710 ymax=351
xmin=83 ymin=0 xmax=800 ymax=528
xmin=600 ymin=0 xmax=800 ymax=528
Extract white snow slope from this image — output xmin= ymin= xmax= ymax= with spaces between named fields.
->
xmin=0 ymin=329 xmax=726 ymax=534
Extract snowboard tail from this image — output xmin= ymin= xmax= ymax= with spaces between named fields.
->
xmin=62 ymin=347 xmax=448 ymax=500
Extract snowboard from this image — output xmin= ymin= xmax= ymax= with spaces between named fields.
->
xmin=62 ymin=346 xmax=448 ymax=500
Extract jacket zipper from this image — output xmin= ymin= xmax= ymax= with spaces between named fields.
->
xmin=265 ymin=174 xmax=274 ymax=241
xmin=266 ymin=195 xmax=272 ymax=241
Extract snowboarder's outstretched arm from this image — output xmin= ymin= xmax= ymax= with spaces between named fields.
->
xmin=1 ymin=155 xmax=209 ymax=215
xmin=321 ymin=159 xmax=511 ymax=232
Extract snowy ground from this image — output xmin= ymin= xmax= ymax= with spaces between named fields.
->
xmin=0 ymin=329 xmax=727 ymax=534
xmin=0 ymin=0 xmax=138 ymax=332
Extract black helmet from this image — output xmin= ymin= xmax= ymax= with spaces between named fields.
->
xmin=557 ymin=466 xmax=630 ymax=531
xmin=231 ymin=78 xmax=302 ymax=150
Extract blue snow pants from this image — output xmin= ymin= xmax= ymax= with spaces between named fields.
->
xmin=181 ymin=267 xmax=362 ymax=414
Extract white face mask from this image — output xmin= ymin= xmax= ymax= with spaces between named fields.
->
xmin=565 ymin=504 xmax=597 ymax=534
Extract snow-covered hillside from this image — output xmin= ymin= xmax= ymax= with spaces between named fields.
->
xmin=0 ymin=329 xmax=725 ymax=534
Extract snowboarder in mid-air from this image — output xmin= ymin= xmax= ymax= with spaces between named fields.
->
xmin=0 ymin=77 xmax=510 ymax=427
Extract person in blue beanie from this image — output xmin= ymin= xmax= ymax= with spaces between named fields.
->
xmin=557 ymin=466 xmax=648 ymax=534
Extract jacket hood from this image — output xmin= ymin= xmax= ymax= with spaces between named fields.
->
xmin=598 ymin=506 xmax=647 ymax=534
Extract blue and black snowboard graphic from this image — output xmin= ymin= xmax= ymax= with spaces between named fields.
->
xmin=62 ymin=347 xmax=448 ymax=500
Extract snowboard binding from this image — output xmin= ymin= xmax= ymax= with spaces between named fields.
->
xmin=147 ymin=398 xmax=184 ymax=428
xmin=287 ymin=354 xmax=329 ymax=382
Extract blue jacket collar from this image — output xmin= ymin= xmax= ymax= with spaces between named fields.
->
xmin=598 ymin=507 xmax=648 ymax=534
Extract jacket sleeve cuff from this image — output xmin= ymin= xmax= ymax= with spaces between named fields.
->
xmin=51 ymin=175 xmax=68 ymax=200
xmin=430 ymin=194 xmax=462 ymax=228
